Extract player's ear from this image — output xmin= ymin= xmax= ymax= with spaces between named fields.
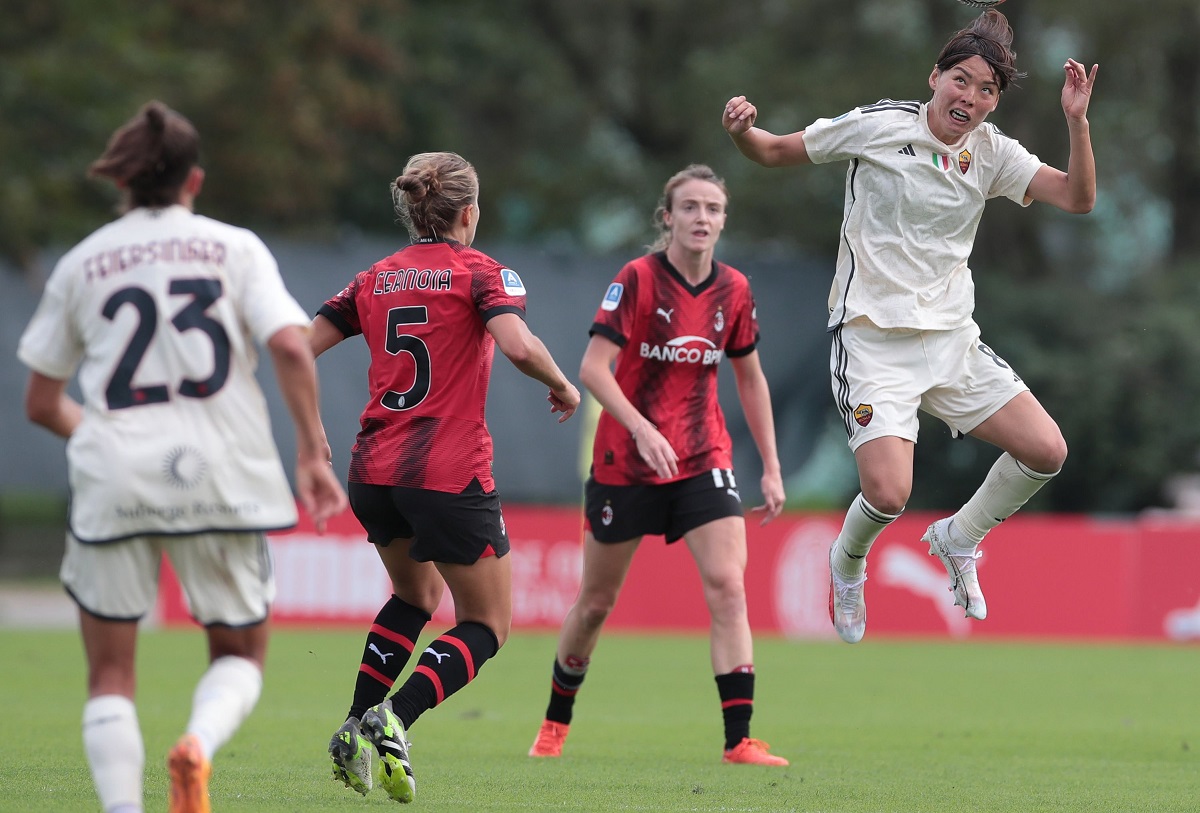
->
xmin=185 ymin=166 xmax=205 ymax=197
xmin=928 ymin=66 xmax=939 ymax=93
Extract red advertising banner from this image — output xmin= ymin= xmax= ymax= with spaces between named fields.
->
xmin=156 ymin=506 xmax=1200 ymax=642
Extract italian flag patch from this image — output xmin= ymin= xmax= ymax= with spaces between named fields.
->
xmin=932 ymin=153 xmax=953 ymax=171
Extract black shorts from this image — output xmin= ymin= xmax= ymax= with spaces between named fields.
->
xmin=584 ymin=469 xmax=744 ymax=544
xmin=348 ymin=477 xmax=509 ymax=565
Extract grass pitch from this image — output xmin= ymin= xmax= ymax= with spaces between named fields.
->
xmin=1 ymin=627 xmax=1196 ymax=812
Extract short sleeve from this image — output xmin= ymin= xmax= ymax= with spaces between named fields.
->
xmin=988 ymin=130 xmax=1045 ymax=206
xmin=470 ymin=252 xmax=526 ymax=322
xmin=233 ymin=232 xmax=308 ymax=344
xmin=802 ymin=107 xmax=876 ymax=165
xmin=589 ymin=261 xmax=639 ymax=346
xmin=17 ymin=259 xmax=84 ymax=379
xmin=724 ymin=273 xmax=760 ymax=358
xmin=318 ymin=273 xmax=368 ymax=338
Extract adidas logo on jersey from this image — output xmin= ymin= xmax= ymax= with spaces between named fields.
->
xmin=897 ymin=144 xmax=917 ymax=157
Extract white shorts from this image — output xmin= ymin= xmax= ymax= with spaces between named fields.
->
xmin=830 ymin=318 xmax=1029 ymax=451
xmin=60 ymin=531 xmax=275 ymax=626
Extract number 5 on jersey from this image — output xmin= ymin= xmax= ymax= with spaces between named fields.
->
xmin=382 ymin=305 xmax=431 ymax=410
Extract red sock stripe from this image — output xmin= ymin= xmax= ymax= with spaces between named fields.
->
xmin=370 ymin=624 xmax=415 ymax=652
xmin=721 ymin=698 xmax=754 ymax=710
xmin=415 ymin=665 xmax=445 ymax=705
xmin=438 ymin=634 xmax=476 ymax=681
xmin=358 ymin=663 xmax=396 ymax=689
xmin=551 ymin=682 xmax=579 ymax=697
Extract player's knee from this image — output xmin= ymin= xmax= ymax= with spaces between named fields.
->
xmin=705 ymin=581 xmax=747 ymax=622
xmin=577 ymin=592 xmax=618 ymax=628
xmin=860 ymin=486 xmax=908 ymax=517
xmin=858 ymin=470 xmax=910 ymax=515
xmin=704 ymin=570 xmax=746 ymax=606
xmin=1023 ymin=434 xmax=1068 ymax=476
xmin=393 ymin=581 xmax=444 ymax=615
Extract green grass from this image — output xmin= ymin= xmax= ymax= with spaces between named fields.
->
xmin=1 ymin=628 xmax=1197 ymax=812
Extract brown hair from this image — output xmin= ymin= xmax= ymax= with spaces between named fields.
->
xmin=935 ymin=9 xmax=1026 ymax=92
xmin=89 ymin=101 xmax=199 ymax=209
xmin=391 ymin=152 xmax=479 ymax=240
xmin=650 ymin=164 xmax=729 ymax=252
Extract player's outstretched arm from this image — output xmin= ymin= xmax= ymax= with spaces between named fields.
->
xmin=1024 ymin=59 xmax=1098 ymax=214
xmin=722 ymin=96 xmax=813 ymax=168
xmin=268 ymin=324 xmax=348 ymax=531
xmin=487 ymin=312 xmax=580 ymax=423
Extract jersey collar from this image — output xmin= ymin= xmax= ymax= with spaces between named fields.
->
xmin=654 ymin=251 xmax=719 ymax=296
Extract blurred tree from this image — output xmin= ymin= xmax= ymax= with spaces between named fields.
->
xmin=1160 ymin=5 xmax=1200 ymax=258
xmin=0 ymin=0 xmax=414 ymax=279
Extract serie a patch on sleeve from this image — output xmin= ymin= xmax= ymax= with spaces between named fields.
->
xmin=501 ymin=268 xmax=526 ymax=295
xmin=601 ymin=282 xmax=623 ymax=311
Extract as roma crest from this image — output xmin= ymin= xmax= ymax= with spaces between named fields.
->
xmin=958 ymin=149 xmax=972 ymax=175
xmin=853 ymin=403 xmax=873 ymax=427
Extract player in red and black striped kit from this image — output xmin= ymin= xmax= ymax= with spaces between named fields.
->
xmin=529 ymin=164 xmax=789 ymax=766
xmin=312 ymin=152 xmax=579 ymax=802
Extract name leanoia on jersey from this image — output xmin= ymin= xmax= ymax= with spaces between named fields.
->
xmin=372 ymin=267 xmax=453 ymax=294
xmin=370 ymin=266 xmax=525 ymax=297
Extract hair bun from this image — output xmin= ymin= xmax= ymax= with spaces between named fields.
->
xmin=143 ymin=101 xmax=167 ymax=134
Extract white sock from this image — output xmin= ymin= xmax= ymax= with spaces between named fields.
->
xmin=832 ymin=493 xmax=901 ymax=579
xmin=82 ymin=695 xmax=143 ymax=813
xmin=953 ymin=453 xmax=1058 ymax=545
xmin=185 ymin=656 xmax=263 ymax=760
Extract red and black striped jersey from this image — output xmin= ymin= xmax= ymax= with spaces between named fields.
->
xmin=589 ymin=251 xmax=759 ymax=485
xmin=318 ymin=238 xmax=526 ymax=492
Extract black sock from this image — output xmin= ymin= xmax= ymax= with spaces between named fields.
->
xmin=716 ymin=666 xmax=755 ymax=750
xmin=388 ymin=621 xmax=500 ymax=729
xmin=348 ymin=595 xmax=431 ymax=721
xmin=544 ymin=657 xmax=589 ymax=725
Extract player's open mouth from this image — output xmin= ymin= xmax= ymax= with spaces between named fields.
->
xmin=950 ymin=109 xmax=970 ymax=123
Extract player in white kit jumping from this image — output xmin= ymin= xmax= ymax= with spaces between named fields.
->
xmin=722 ymin=9 xmax=1098 ymax=642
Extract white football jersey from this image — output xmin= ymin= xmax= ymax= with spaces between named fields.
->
xmin=18 ymin=205 xmax=308 ymax=542
xmin=803 ymin=100 xmax=1044 ymax=331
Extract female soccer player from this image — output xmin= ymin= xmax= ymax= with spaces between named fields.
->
xmin=722 ymin=10 xmax=1098 ymax=642
xmin=18 ymin=101 xmax=348 ymax=813
xmin=313 ymin=151 xmax=580 ymax=802
xmin=528 ymin=164 xmax=788 ymax=766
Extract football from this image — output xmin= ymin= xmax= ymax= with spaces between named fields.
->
xmin=957 ymin=0 xmax=1007 ymax=7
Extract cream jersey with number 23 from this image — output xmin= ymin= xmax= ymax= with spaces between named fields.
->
xmin=18 ymin=205 xmax=308 ymax=543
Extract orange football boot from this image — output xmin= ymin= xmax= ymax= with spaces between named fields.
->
xmin=168 ymin=734 xmax=212 ymax=813
xmin=722 ymin=737 xmax=789 ymax=766
xmin=528 ymin=720 xmax=569 ymax=757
